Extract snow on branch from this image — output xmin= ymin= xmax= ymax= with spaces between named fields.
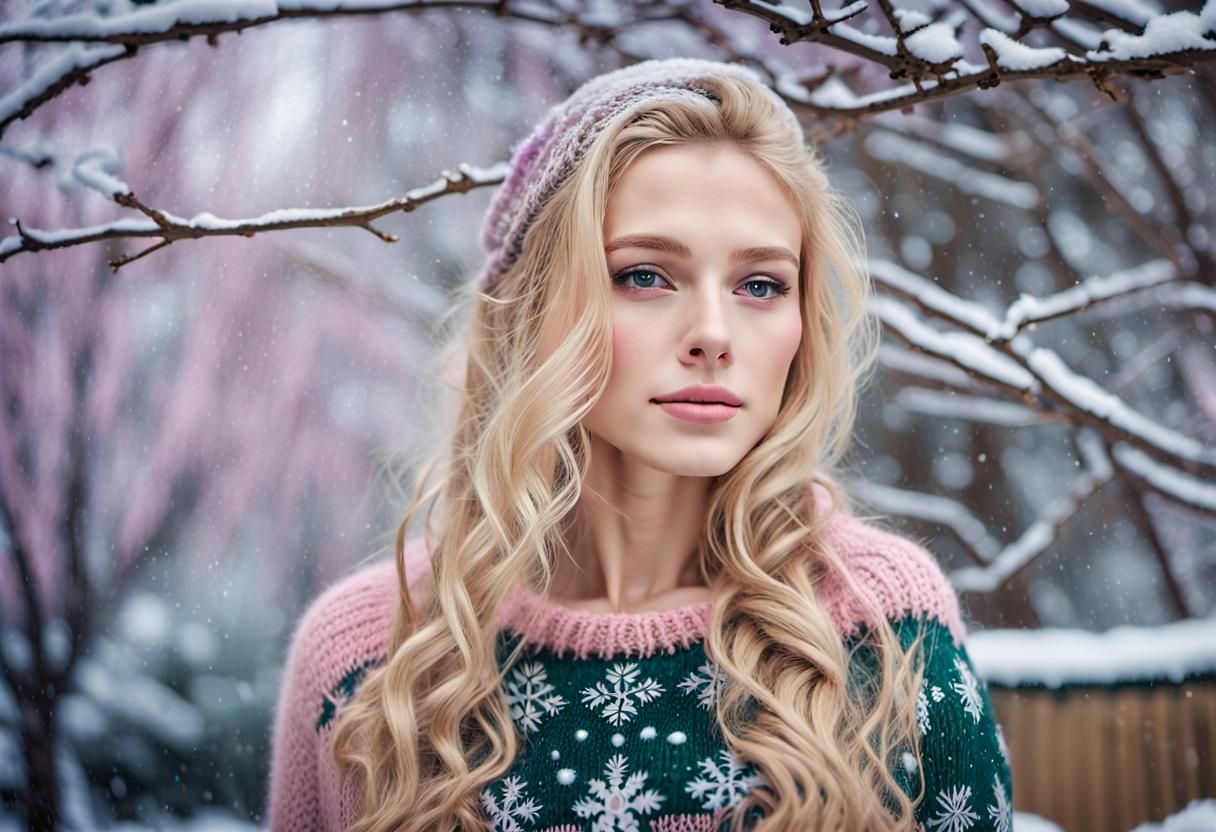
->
xmin=869 ymin=258 xmax=1216 ymax=479
xmin=878 ymin=343 xmax=982 ymax=392
xmin=0 ymin=155 xmax=509 ymax=270
xmin=1011 ymin=341 xmax=1216 ymax=474
xmin=847 ymin=429 xmax=1122 ymax=595
xmin=862 ymin=129 xmax=1040 ymax=209
xmin=848 ymin=479 xmax=1005 ymax=563
xmin=1 ymin=0 xmax=1214 ymax=141
xmin=867 ymin=293 xmax=1039 ymax=393
xmin=894 ymin=386 xmax=1059 ymax=427
xmin=951 ymin=432 xmax=1115 ymax=591
xmin=987 ymin=259 xmax=1180 ymax=342
xmin=0 ymin=43 xmax=130 ymax=139
xmin=1111 ymin=443 xmax=1216 ymax=515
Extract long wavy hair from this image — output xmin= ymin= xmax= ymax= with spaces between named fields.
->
xmin=330 ymin=68 xmax=930 ymax=831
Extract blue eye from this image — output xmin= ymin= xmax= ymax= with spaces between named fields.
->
xmin=611 ymin=269 xmax=791 ymax=302
xmin=741 ymin=279 xmax=789 ymax=300
xmin=611 ymin=268 xmax=671 ymax=292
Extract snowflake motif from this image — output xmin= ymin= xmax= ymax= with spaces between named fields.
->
xmin=930 ymin=685 xmax=945 ymax=702
xmin=916 ymin=686 xmax=931 ymax=736
xmin=987 ymin=773 xmax=1012 ymax=832
xmin=995 ymin=722 xmax=1010 ymax=766
xmin=505 ymin=661 xmax=567 ymax=733
xmin=951 ymin=656 xmax=983 ymax=724
xmin=481 ymin=775 xmax=542 ymax=832
xmin=581 ymin=662 xmax=665 ymax=726
xmin=571 ymin=752 xmax=665 ymax=831
xmin=925 ymin=784 xmax=979 ymax=832
xmin=678 ymin=662 xmax=724 ymax=710
xmin=685 ymin=749 xmax=765 ymax=811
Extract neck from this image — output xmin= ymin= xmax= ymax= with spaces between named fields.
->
xmin=549 ymin=451 xmax=714 ymax=613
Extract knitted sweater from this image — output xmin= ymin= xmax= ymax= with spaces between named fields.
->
xmin=266 ymin=513 xmax=1014 ymax=831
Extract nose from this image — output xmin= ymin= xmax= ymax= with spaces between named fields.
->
xmin=681 ymin=289 xmax=732 ymax=365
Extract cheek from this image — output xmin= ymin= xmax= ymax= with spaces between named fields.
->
xmin=765 ymin=313 xmax=804 ymax=386
xmin=609 ymin=317 xmax=645 ymax=387
xmin=776 ymin=315 xmax=803 ymax=364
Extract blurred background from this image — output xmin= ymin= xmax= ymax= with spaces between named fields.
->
xmin=0 ymin=0 xmax=1213 ymax=829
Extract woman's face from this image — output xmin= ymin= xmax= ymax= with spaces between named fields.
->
xmin=585 ymin=141 xmax=804 ymax=477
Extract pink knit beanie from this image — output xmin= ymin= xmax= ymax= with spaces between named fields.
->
xmin=472 ymin=57 xmax=802 ymax=292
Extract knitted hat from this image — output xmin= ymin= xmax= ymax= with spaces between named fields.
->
xmin=472 ymin=57 xmax=801 ymax=292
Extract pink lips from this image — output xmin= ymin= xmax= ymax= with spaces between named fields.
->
xmin=653 ymin=384 xmax=743 ymax=407
xmin=656 ymin=402 xmax=740 ymax=423
xmin=652 ymin=384 xmax=743 ymax=424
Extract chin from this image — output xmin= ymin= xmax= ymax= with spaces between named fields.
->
xmin=634 ymin=445 xmax=746 ymax=478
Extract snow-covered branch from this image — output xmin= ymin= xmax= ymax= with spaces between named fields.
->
xmin=857 ymin=429 xmax=1121 ymax=593
xmin=950 ymin=460 xmax=1112 ymax=592
xmin=1 ymin=0 xmax=1213 ymax=142
xmin=894 ymin=386 xmax=1058 ymax=427
xmin=849 ymin=479 xmax=1005 ymax=564
xmin=869 ymin=259 xmax=1216 ymax=481
xmin=1 ymin=155 xmax=508 ymax=270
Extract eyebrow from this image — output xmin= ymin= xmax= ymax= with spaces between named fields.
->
xmin=604 ymin=234 xmax=800 ymax=270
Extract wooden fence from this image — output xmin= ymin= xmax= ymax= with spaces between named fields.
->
xmin=987 ymin=674 xmax=1215 ymax=831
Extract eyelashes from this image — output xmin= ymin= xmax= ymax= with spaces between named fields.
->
xmin=611 ymin=268 xmax=792 ymax=302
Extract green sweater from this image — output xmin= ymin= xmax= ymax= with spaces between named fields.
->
xmin=480 ymin=612 xmax=1012 ymax=831
xmin=266 ymin=513 xmax=1014 ymax=831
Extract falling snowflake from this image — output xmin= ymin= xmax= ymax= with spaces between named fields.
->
xmin=481 ymin=775 xmax=542 ymax=832
xmin=685 ymin=749 xmax=765 ymax=811
xmin=678 ymin=662 xmax=724 ymax=710
xmin=581 ymin=662 xmax=665 ymax=726
xmin=571 ymin=752 xmax=665 ymax=831
xmin=505 ymin=661 xmax=567 ymax=733
xmin=951 ymin=656 xmax=983 ymax=724
xmin=925 ymin=784 xmax=979 ymax=832
xmin=916 ymin=686 xmax=931 ymax=736
xmin=987 ymin=773 xmax=1012 ymax=832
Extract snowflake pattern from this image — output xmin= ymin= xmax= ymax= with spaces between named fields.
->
xmin=916 ymin=686 xmax=931 ymax=736
xmin=481 ymin=775 xmax=542 ymax=832
xmin=581 ymin=662 xmax=665 ymax=726
xmin=925 ymin=784 xmax=979 ymax=832
xmin=930 ymin=684 xmax=945 ymax=702
xmin=987 ymin=773 xmax=1012 ymax=832
xmin=677 ymin=662 xmax=724 ymax=710
xmin=951 ymin=656 xmax=983 ymax=724
xmin=684 ymin=749 xmax=765 ymax=811
xmin=995 ymin=722 xmax=1010 ymax=767
xmin=506 ymin=661 xmax=568 ymax=734
xmin=571 ymin=753 xmax=666 ymax=831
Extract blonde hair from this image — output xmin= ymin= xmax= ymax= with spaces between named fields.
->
xmin=330 ymin=70 xmax=930 ymax=831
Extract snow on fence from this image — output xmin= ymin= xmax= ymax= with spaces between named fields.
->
xmin=967 ymin=618 xmax=1216 ymax=832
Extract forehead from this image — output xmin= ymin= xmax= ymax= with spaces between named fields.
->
xmin=603 ymin=144 xmax=801 ymax=255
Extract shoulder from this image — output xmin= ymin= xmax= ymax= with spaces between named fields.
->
xmin=278 ymin=535 xmax=432 ymax=732
xmin=818 ymin=511 xmax=968 ymax=647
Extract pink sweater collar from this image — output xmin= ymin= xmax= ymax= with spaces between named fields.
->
xmin=496 ymin=582 xmax=713 ymax=660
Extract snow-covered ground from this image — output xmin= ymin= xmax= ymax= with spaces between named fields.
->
xmin=1130 ymin=799 xmax=1216 ymax=832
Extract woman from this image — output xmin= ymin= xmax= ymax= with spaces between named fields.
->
xmin=266 ymin=57 xmax=1014 ymax=832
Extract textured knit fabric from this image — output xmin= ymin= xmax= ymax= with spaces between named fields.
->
xmin=472 ymin=57 xmax=799 ymax=292
xmin=266 ymin=512 xmax=1014 ymax=831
